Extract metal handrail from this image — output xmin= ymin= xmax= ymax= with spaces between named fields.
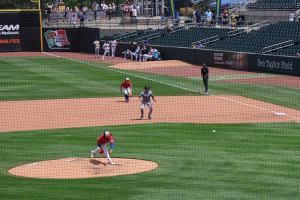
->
xmin=191 ymin=35 xmax=219 ymax=46
xmin=262 ymin=40 xmax=294 ymax=53
xmin=135 ymin=31 xmax=161 ymax=42
xmin=114 ymin=31 xmax=138 ymax=40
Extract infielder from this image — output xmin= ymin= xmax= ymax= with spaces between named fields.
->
xmin=102 ymin=41 xmax=110 ymax=60
xmin=110 ymin=39 xmax=118 ymax=58
xmin=120 ymin=77 xmax=133 ymax=102
xmin=90 ymin=130 xmax=116 ymax=165
xmin=93 ymin=39 xmax=100 ymax=58
xmin=139 ymin=86 xmax=156 ymax=119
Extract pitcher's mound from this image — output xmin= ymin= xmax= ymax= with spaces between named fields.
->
xmin=8 ymin=158 xmax=158 ymax=179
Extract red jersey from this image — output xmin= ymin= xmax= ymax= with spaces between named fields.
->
xmin=120 ymin=80 xmax=132 ymax=89
xmin=97 ymin=133 xmax=114 ymax=145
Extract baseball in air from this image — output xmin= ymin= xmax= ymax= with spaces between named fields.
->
xmin=212 ymin=130 xmax=216 ymax=133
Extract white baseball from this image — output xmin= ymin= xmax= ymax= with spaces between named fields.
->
xmin=212 ymin=130 xmax=216 ymax=133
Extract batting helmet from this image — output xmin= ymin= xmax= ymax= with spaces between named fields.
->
xmin=145 ymin=86 xmax=150 ymax=91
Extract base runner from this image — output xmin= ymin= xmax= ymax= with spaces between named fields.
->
xmin=120 ymin=77 xmax=133 ymax=102
xmin=139 ymin=86 xmax=156 ymax=119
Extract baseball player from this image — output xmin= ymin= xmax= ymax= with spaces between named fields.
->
xmin=201 ymin=63 xmax=209 ymax=94
xmin=120 ymin=77 xmax=133 ymax=102
xmin=93 ymin=39 xmax=100 ymax=58
xmin=139 ymin=86 xmax=156 ymax=119
xmin=90 ymin=130 xmax=116 ymax=165
xmin=110 ymin=40 xmax=118 ymax=58
xmin=102 ymin=41 xmax=110 ymax=60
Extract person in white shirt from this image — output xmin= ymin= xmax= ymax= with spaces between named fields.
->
xmin=102 ymin=41 xmax=110 ymax=60
xmin=110 ymin=40 xmax=118 ymax=58
xmin=132 ymin=6 xmax=137 ymax=21
xmin=93 ymin=39 xmax=100 ymax=58
xmin=289 ymin=13 xmax=295 ymax=22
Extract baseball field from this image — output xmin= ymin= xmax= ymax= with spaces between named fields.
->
xmin=1 ymin=52 xmax=300 ymax=199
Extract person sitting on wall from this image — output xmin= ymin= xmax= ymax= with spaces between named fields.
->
xmin=122 ymin=42 xmax=136 ymax=60
xmin=142 ymin=47 xmax=154 ymax=62
xmin=152 ymin=48 xmax=161 ymax=61
xmin=139 ymin=45 xmax=147 ymax=62
xmin=132 ymin=45 xmax=141 ymax=61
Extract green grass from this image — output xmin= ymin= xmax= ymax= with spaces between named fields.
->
xmin=0 ymin=57 xmax=195 ymax=100
xmin=0 ymin=123 xmax=300 ymax=200
xmin=1 ymin=56 xmax=299 ymax=111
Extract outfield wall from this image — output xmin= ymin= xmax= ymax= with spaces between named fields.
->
xmin=115 ymin=43 xmax=300 ymax=76
xmin=0 ymin=11 xmax=40 ymax=52
xmin=0 ymin=11 xmax=100 ymax=53
xmin=42 ymin=27 xmax=100 ymax=53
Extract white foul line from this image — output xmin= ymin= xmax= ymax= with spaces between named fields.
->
xmin=42 ymin=52 xmax=300 ymax=121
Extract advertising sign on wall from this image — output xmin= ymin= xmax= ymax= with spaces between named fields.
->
xmin=213 ymin=52 xmax=248 ymax=69
xmin=44 ymin=29 xmax=70 ymax=49
xmin=0 ymin=13 xmax=21 ymax=51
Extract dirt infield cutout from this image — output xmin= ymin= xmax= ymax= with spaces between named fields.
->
xmin=8 ymin=158 xmax=158 ymax=179
xmin=1 ymin=96 xmax=300 ymax=133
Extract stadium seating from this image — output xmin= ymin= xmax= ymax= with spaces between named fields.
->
xmin=149 ymin=27 xmax=231 ymax=48
xmin=204 ymin=22 xmax=300 ymax=55
xmin=247 ymin=0 xmax=300 ymax=10
xmin=115 ymin=29 xmax=165 ymax=43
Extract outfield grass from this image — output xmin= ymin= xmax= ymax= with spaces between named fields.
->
xmin=0 ymin=123 xmax=300 ymax=200
xmin=0 ymin=57 xmax=195 ymax=100
xmin=1 ymin=56 xmax=299 ymax=111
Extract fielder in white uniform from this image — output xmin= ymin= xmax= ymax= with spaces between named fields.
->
xmin=102 ymin=41 xmax=110 ymax=60
xmin=110 ymin=40 xmax=118 ymax=58
xmin=139 ymin=86 xmax=156 ymax=119
xmin=93 ymin=39 xmax=100 ymax=58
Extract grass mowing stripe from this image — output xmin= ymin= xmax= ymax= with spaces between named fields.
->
xmin=1 ymin=123 xmax=300 ymax=199
xmin=43 ymin=52 xmax=200 ymax=94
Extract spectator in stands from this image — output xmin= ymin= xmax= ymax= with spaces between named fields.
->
xmin=205 ymin=9 xmax=213 ymax=23
xmin=222 ymin=8 xmax=229 ymax=23
xmin=289 ymin=13 xmax=295 ymax=22
xmin=166 ymin=22 xmax=173 ymax=34
xmin=131 ymin=6 xmax=138 ymax=23
xmin=79 ymin=12 xmax=85 ymax=27
xmin=136 ymin=3 xmax=141 ymax=17
xmin=175 ymin=10 xmax=180 ymax=26
xmin=82 ymin=5 xmax=88 ymax=15
xmin=108 ymin=4 xmax=113 ymax=20
xmin=246 ymin=25 xmax=252 ymax=33
xmin=194 ymin=9 xmax=201 ymax=23
xmin=112 ymin=3 xmax=116 ymax=18
xmin=71 ymin=13 xmax=77 ymax=26
xmin=143 ymin=38 xmax=149 ymax=46
xmin=92 ymin=2 xmax=99 ymax=20
xmin=194 ymin=42 xmax=205 ymax=49
xmin=297 ymin=52 xmax=300 ymax=57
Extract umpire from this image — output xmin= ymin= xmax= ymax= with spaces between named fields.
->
xmin=201 ymin=63 xmax=209 ymax=94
